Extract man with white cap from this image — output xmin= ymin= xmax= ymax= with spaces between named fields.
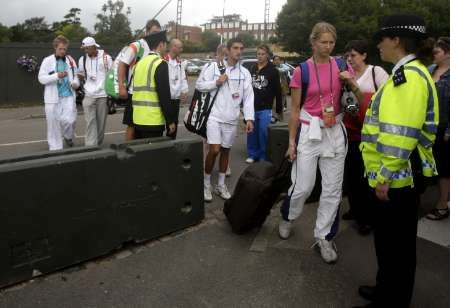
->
xmin=78 ymin=37 xmax=113 ymax=146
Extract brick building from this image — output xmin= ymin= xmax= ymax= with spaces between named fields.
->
xmin=165 ymin=21 xmax=202 ymax=44
xmin=202 ymin=14 xmax=276 ymax=41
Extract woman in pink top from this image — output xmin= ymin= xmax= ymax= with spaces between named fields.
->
xmin=278 ymin=22 xmax=362 ymax=264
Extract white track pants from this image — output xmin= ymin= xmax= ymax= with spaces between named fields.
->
xmin=45 ymin=96 xmax=77 ymax=151
xmin=281 ymin=122 xmax=348 ymax=240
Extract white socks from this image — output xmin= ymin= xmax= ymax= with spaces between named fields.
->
xmin=218 ymin=173 xmax=226 ymax=186
xmin=204 ymin=173 xmax=226 ymax=187
xmin=204 ymin=173 xmax=211 ymax=187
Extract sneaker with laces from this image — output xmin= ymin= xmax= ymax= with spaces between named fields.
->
xmin=215 ymin=184 xmax=231 ymax=200
xmin=245 ymin=157 xmax=255 ymax=164
xmin=314 ymin=239 xmax=338 ymax=264
xmin=204 ymin=184 xmax=212 ymax=202
xmin=278 ymin=219 xmax=292 ymax=239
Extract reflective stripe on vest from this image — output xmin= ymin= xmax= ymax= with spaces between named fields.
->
xmin=132 ymin=54 xmax=165 ymax=126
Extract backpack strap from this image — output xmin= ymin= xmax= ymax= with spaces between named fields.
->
xmin=372 ymin=66 xmax=378 ymax=91
xmin=299 ymin=61 xmax=309 ymax=108
xmin=66 ymin=55 xmax=76 ymax=77
xmin=335 ymin=57 xmax=348 ymax=72
xmin=82 ymin=55 xmax=87 ymax=78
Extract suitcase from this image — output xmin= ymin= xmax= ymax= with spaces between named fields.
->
xmin=223 ymin=160 xmax=291 ymax=234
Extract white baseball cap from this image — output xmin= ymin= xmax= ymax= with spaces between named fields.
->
xmin=81 ymin=37 xmax=100 ymax=48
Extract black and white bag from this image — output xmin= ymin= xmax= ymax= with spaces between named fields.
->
xmin=183 ymin=62 xmax=225 ymax=138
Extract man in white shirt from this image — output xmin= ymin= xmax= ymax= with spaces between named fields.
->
xmin=196 ymin=37 xmax=255 ymax=201
xmin=118 ymin=19 xmax=161 ymax=141
xmin=78 ymin=37 xmax=113 ymax=146
xmin=164 ymin=38 xmax=188 ymax=139
xmin=38 ymin=35 xmax=79 ymax=150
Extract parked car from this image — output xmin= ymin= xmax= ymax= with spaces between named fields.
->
xmin=185 ymin=61 xmax=201 ymax=75
xmin=190 ymin=59 xmax=211 ymax=71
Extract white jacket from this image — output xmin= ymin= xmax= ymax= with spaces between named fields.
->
xmin=38 ymin=55 xmax=80 ymax=104
xmin=166 ymin=55 xmax=189 ymax=100
xmin=78 ymin=50 xmax=113 ymax=98
xmin=196 ymin=61 xmax=254 ymax=125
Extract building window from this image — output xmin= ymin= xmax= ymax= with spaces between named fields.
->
xmin=234 ymin=22 xmax=239 ymax=28
xmin=254 ymin=33 xmax=258 ymax=39
xmin=211 ymin=23 xmax=216 ymax=29
xmin=235 ymin=31 xmax=239 ymax=37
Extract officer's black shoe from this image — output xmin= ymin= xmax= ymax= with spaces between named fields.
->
xmin=358 ymin=285 xmax=377 ymax=301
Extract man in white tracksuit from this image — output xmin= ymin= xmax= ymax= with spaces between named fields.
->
xmin=78 ymin=37 xmax=113 ymax=146
xmin=164 ymin=38 xmax=189 ymax=139
xmin=196 ymin=37 xmax=255 ymax=202
xmin=38 ymin=35 xmax=80 ymax=150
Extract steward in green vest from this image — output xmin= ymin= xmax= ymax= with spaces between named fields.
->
xmin=132 ymin=30 xmax=176 ymax=139
xmin=354 ymin=15 xmax=439 ymax=308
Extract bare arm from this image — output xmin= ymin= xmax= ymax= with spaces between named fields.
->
xmin=287 ymin=87 xmax=301 ymax=160
xmin=118 ymin=61 xmax=129 ymax=99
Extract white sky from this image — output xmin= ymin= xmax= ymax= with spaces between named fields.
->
xmin=0 ymin=0 xmax=287 ymax=31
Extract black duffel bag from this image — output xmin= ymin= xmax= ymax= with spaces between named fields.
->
xmin=223 ymin=160 xmax=292 ymax=234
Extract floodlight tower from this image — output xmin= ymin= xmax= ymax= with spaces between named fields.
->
xmin=264 ymin=0 xmax=270 ymax=41
xmin=176 ymin=0 xmax=182 ymax=38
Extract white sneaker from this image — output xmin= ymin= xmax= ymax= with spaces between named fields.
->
xmin=278 ymin=219 xmax=292 ymax=239
xmin=314 ymin=239 xmax=338 ymax=264
xmin=245 ymin=157 xmax=255 ymax=164
xmin=204 ymin=184 xmax=212 ymax=202
xmin=226 ymin=166 xmax=232 ymax=177
xmin=215 ymin=184 xmax=231 ymax=200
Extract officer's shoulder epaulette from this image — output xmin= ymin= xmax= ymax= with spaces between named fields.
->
xmin=393 ymin=66 xmax=407 ymax=87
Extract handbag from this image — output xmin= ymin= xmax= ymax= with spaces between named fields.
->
xmin=183 ymin=62 xmax=225 ymax=138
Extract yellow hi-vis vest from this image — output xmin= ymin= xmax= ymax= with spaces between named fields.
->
xmin=132 ymin=53 xmax=165 ymax=126
xmin=361 ymin=59 xmax=439 ymax=188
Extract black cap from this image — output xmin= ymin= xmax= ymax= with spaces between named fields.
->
xmin=373 ymin=14 xmax=427 ymax=42
xmin=146 ymin=30 xmax=168 ymax=46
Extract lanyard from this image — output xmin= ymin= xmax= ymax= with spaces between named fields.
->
xmin=226 ymin=62 xmax=242 ymax=93
xmin=312 ymin=57 xmax=334 ymax=106
xmin=89 ymin=56 xmax=98 ymax=76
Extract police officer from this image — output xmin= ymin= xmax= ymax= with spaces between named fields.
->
xmin=355 ymin=15 xmax=438 ymax=308
xmin=132 ymin=31 xmax=176 ymax=139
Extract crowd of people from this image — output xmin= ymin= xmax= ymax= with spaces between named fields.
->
xmin=36 ymin=13 xmax=450 ymax=308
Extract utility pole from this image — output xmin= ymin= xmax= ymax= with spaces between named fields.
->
xmin=264 ymin=0 xmax=270 ymax=41
xmin=176 ymin=0 xmax=182 ymax=38
xmin=221 ymin=0 xmax=226 ymax=44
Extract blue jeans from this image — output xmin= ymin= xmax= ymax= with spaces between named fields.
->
xmin=247 ymin=109 xmax=272 ymax=161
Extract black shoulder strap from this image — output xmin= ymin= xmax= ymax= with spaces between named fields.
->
xmin=299 ymin=61 xmax=309 ymax=108
xmin=83 ymin=55 xmax=88 ymax=78
xmin=372 ymin=66 xmax=378 ymax=91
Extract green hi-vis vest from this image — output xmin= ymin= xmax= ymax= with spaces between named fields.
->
xmin=132 ymin=53 xmax=165 ymax=126
xmin=361 ymin=60 xmax=439 ymax=188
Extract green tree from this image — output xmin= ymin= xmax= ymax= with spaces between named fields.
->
xmin=0 ymin=23 xmax=11 ymax=43
xmin=64 ymin=8 xmax=82 ymax=25
xmin=276 ymin=0 xmax=450 ymax=56
xmin=182 ymin=40 xmax=204 ymax=53
xmin=56 ymin=23 xmax=90 ymax=43
xmin=238 ymin=32 xmax=257 ymax=48
xmin=94 ymin=0 xmax=133 ymax=46
xmin=9 ymin=17 xmax=53 ymax=42
xmin=201 ymin=31 xmax=221 ymax=52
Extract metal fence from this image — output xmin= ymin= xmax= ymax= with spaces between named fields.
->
xmin=0 ymin=43 xmax=122 ymax=105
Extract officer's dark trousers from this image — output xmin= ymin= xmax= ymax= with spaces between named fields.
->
xmin=370 ymin=186 xmax=419 ymax=308
xmin=166 ymin=99 xmax=180 ymax=140
xmin=344 ymin=141 xmax=372 ymax=225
